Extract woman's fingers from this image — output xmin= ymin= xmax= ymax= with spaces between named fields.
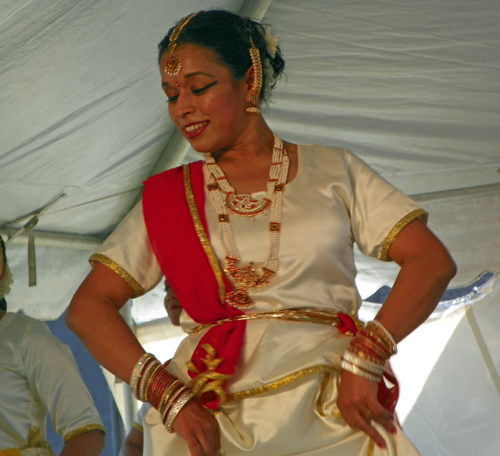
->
xmin=173 ymin=399 xmax=220 ymax=456
xmin=367 ymin=401 xmax=397 ymax=434
xmin=355 ymin=412 xmax=387 ymax=449
xmin=341 ymin=405 xmax=387 ymax=449
xmin=338 ymin=371 xmax=397 ymax=449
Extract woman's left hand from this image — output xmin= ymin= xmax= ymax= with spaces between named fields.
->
xmin=337 ymin=370 xmax=397 ymax=449
xmin=172 ymin=398 xmax=220 ymax=456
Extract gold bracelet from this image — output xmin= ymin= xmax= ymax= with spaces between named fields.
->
xmin=340 ymin=359 xmax=381 ymax=383
xmin=141 ymin=361 xmax=163 ymax=402
xmin=342 ymin=351 xmax=385 ymax=375
xmin=165 ymin=389 xmax=194 ymax=433
xmin=366 ymin=320 xmax=397 ymax=355
xmin=130 ymin=353 xmax=156 ymax=398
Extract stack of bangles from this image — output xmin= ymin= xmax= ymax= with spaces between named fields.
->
xmin=340 ymin=320 xmax=397 ymax=383
xmin=130 ymin=353 xmax=194 ymax=433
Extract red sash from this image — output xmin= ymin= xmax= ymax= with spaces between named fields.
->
xmin=142 ymin=161 xmax=246 ymax=409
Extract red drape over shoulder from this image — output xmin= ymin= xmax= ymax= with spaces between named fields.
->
xmin=142 ymin=161 xmax=245 ymax=409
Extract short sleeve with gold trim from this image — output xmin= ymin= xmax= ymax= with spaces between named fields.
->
xmin=90 ymin=202 xmax=163 ymax=297
xmin=342 ymin=149 xmax=427 ymax=260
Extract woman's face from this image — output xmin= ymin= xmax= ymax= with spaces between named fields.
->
xmin=160 ymin=44 xmax=251 ymax=153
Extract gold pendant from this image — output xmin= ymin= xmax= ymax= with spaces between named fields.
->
xmin=226 ymin=193 xmax=271 ymax=217
xmin=224 ymin=257 xmax=275 ymax=309
xmin=225 ymin=288 xmax=253 ymax=309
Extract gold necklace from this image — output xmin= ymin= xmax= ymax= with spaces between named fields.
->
xmin=203 ymin=135 xmax=289 ymax=309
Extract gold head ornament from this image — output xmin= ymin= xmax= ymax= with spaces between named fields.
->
xmin=246 ymin=37 xmax=262 ymax=114
xmin=164 ymin=12 xmax=200 ymax=77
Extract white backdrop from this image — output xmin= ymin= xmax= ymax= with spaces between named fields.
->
xmin=1 ymin=1 xmax=499 ymax=454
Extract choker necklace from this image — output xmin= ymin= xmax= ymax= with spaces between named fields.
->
xmin=202 ymin=134 xmax=289 ymax=309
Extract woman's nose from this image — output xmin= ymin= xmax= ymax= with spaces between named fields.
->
xmin=174 ymin=93 xmax=194 ymax=119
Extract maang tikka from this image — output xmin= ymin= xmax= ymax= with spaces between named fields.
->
xmin=246 ymin=37 xmax=262 ymax=114
xmin=164 ymin=12 xmax=200 ymax=77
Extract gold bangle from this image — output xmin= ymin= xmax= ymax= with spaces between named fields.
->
xmin=165 ymin=389 xmax=194 ymax=433
xmin=142 ymin=362 xmax=163 ymax=402
xmin=366 ymin=321 xmax=397 ymax=355
xmin=342 ymin=351 xmax=385 ymax=375
xmin=130 ymin=353 xmax=156 ymax=398
xmin=340 ymin=360 xmax=381 ymax=383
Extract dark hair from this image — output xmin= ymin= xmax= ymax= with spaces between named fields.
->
xmin=158 ymin=10 xmax=285 ymax=104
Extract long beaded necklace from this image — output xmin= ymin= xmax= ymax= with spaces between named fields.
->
xmin=202 ymin=134 xmax=289 ymax=309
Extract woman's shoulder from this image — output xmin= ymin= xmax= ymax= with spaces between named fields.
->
xmin=299 ymin=143 xmax=354 ymax=161
xmin=297 ymin=143 xmax=359 ymax=176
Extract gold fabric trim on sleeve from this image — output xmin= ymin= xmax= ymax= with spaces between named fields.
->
xmin=379 ymin=208 xmax=428 ymax=261
xmin=63 ymin=424 xmax=105 ymax=443
xmin=89 ymin=253 xmax=145 ymax=298
xmin=225 ymin=364 xmax=337 ymax=403
xmin=183 ymin=164 xmax=226 ymax=304
xmin=132 ymin=422 xmax=143 ymax=433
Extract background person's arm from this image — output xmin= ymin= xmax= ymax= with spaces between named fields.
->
xmin=60 ymin=430 xmax=105 ymax=456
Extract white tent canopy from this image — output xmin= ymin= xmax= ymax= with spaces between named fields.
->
xmin=1 ymin=0 xmax=498 ymax=316
xmin=1 ymin=0 xmax=499 ymax=454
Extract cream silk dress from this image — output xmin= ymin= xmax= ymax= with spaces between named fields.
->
xmin=0 ymin=313 xmax=104 ymax=456
xmin=92 ymin=145 xmax=426 ymax=456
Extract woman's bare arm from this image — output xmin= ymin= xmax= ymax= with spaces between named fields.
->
xmin=60 ymin=430 xmax=105 ymax=456
xmin=338 ymin=219 xmax=456 ymax=448
xmin=67 ymin=263 xmax=220 ymax=456
xmin=119 ymin=426 xmax=144 ymax=456
xmin=66 ymin=262 xmax=144 ymax=383
xmin=376 ymin=218 xmax=457 ymax=341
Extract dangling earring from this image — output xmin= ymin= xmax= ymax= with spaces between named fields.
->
xmin=246 ymin=38 xmax=262 ymax=114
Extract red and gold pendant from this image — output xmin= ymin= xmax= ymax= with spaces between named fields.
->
xmin=224 ymin=256 xmax=275 ymax=309
xmin=226 ymin=193 xmax=271 ymax=217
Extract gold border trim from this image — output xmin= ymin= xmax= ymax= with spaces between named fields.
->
xmin=183 ymin=164 xmax=226 ymax=303
xmin=379 ymin=208 xmax=428 ymax=261
xmin=316 ymin=370 xmax=333 ymax=417
xmin=63 ymin=424 xmax=105 ymax=443
xmin=132 ymin=422 xmax=143 ymax=433
xmin=367 ymin=439 xmax=375 ymax=456
xmin=89 ymin=253 xmax=145 ymax=298
xmin=188 ymin=307 xmax=364 ymax=335
xmin=225 ymin=364 xmax=336 ymax=403
xmin=0 ymin=450 xmax=22 ymax=456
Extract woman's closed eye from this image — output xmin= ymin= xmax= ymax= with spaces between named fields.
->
xmin=192 ymin=80 xmax=217 ymax=95
xmin=166 ymin=81 xmax=217 ymax=104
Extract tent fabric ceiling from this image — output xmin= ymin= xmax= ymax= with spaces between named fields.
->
xmin=1 ymin=0 xmax=499 ymax=320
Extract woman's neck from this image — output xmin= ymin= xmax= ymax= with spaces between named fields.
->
xmin=212 ymin=117 xmax=275 ymax=164
xmin=206 ymin=129 xmax=298 ymax=195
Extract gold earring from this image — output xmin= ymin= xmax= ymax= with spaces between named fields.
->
xmin=164 ymin=12 xmax=200 ymax=77
xmin=246 ymin=38 xmax=262 ymax=114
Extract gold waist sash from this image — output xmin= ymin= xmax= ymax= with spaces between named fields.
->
xmin=1 ymin=427 xmax=55 ymax=456
xmin=187 ymin=307 xmax=364 ymax=335
xmin=0 ymin=450 xmax=22 ymax=456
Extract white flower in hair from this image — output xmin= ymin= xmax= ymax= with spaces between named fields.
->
xmin=262 ymin=25 xmax=279 ymax=84
xmin=263 ymin=25 xmax=279 ymax=59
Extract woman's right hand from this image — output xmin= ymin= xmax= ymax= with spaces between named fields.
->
xmin=172 ymin=399 xmax=220 ymax=456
